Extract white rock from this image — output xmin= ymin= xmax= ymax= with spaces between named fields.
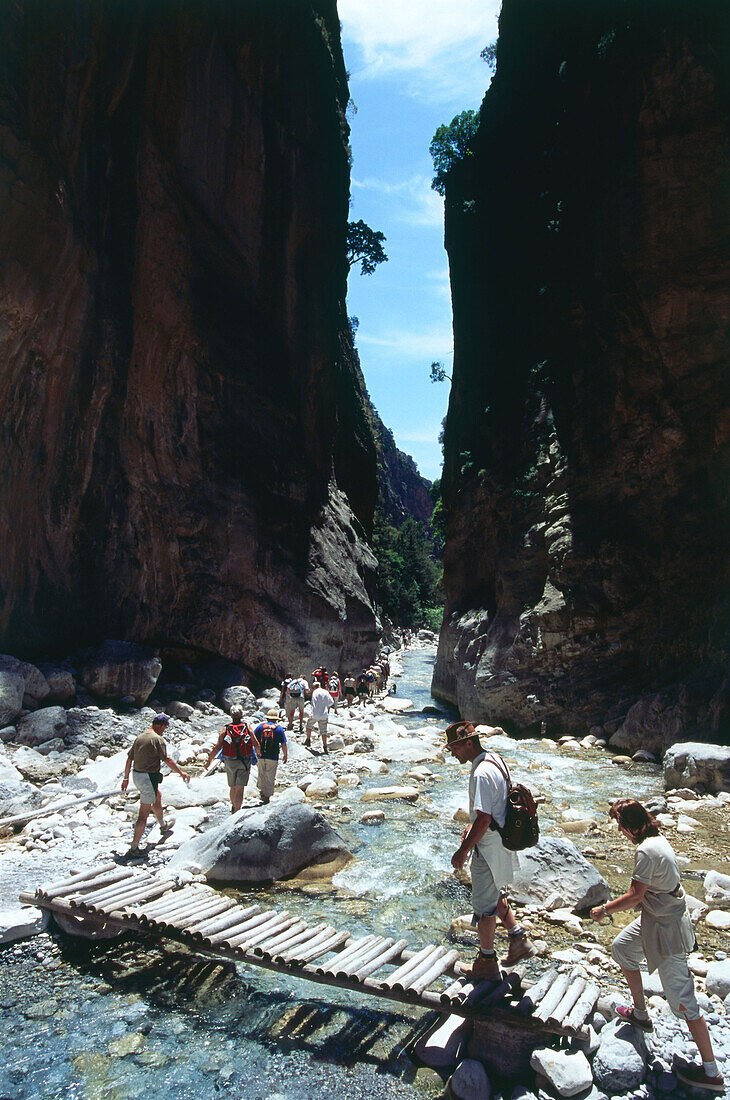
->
xmin=305 ymin=775 xmax=338 ymax=799
xmin=706 ymin=911 xmax=730 ymax=931
xmin=0 ymin=905 xmax=49 ymax=943
xmin=453 ymin=807 xmax=470 ymax=825
xmin=162 ymin=773 xmax=228 ymax=808
xmin=279 ymin=786 xmax=306 ymax=803
xmin=414 ymin=1015 xmax=471 ymax=1068
xmin=360 ymin=810 xmax=385 ymax=825
xmin=447 ymin=1058 xmax=491 ymax=1100
xmin=706 ymin=960 xmax=730 ymax=999
xmin=705 ymin=870 xmax=730 ymax=904
xmin=360 ymin=785 xmax=419 ymax=803
xmin=377 ymin=697 xmax=414 ymax=713
xmin=530 ymin=1048 xmax=593 ymax=1097
xmin=337 ymin=773 xmax=361 ymax=788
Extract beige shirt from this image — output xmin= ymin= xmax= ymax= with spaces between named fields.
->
xmin=633 ymin=835 xmax=695 ymax=971
xmin=127 ymin=732 xmax=167 ymax=773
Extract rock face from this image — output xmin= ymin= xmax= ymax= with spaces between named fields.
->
xmin=371 ymin=409 xmax=433 ymax=527
xmin=433 ymin=1 xmax=730 ymax=743
xmin=663 ymin=742 xmax=730 ymax=793
xmin=0 ymin=0 xmax=378 ymax=678
xmin=510 ymin=837 xmax=610 ymax=909
xmin=169 ymin=800 xmax=350 ymax=882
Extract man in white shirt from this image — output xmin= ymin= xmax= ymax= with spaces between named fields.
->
xmin=305 ymin=680 xmax=334 ymax=753
xmin=447 ymin=720 xmax=536 ymax=981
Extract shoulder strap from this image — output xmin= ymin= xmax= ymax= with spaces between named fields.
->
xmin=484 ymin=751 xmax=511 ymax=787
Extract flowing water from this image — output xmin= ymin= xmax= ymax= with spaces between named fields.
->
xmin=0 ymin=647 xmax=666 ymax=1099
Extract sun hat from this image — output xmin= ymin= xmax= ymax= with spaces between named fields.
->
xmin=153 ymin=713 xmax=170 ymax=726
xmin=443 ymin=720 xmax=477 ymax=747
xmin=266 ymin=708 xmax=280 ymax=720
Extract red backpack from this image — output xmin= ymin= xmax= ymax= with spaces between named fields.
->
xmin=222 ymin=724 xmax=254 ymax=760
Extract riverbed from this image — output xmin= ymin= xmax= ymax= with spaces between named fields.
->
xmin=1 ymin=645 xmax=728 ymax=1099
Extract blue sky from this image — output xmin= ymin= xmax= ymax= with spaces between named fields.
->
xmin=339 ymin=0 xmax=501 ymax=481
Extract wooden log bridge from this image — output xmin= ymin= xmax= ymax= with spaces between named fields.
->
xmin=21 ymin=867 xmax=599 ymax=1037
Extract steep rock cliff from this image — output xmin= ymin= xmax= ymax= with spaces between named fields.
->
xmin=371 ymin=410 xmax=433 ymax=528
xmin=0 ymin=0 xmax=379 ymax=678
xmin=434 ymin=0 xmax=730 ymax=746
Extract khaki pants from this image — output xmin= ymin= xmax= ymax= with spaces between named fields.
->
xmin=257 ymin=758 xmax=278 ymax=800
xmin=611 ymin=917 xmax=700 ymax=1020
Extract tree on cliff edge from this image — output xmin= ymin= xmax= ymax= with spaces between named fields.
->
xmin=346 ymin=219 xmax=388 ymax=276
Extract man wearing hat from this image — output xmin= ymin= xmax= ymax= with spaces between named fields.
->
xmin=121 ymin=714 xmax=190 ymax=854
xmin=253 ymin=709 xmax=288 ymax=804
xmin=445 ymin=721 xmax=536 ymax=980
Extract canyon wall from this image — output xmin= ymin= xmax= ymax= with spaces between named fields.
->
xmin=434 ymin=0 xmax=730 ymax=749
xmin=0 ymin=0 xmax=379 ymax=679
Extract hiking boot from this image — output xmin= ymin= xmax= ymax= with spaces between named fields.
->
xmin=674 ymin=1064 xmax=725 ymax=1092
xmin=465 ymin=952 xmax=501 ymax=982
xmin=501 ymin=931 xmax=537 ymax=967
xmin=615 ymin=1005 xmax=653 ymax=1032
xmin=304 ymin=739 xmax=311 ymax=748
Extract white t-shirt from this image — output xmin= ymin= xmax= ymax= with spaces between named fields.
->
xmin=469 ymin=751 xmax=509 ymax=829
xmin=632 ymin=835 xmax=682 ymax=893
xmin=310 ymin=687 xmax=334 ymax=719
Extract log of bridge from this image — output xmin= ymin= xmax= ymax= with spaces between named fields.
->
xmin=63 ymin=869 xmax=136 ymax=904
xmin=382 ymin=944 xmax=440 ymax=990
xmin=408 ymin=949 xmax=460 ymax=996
xmin=133 ymin=889 xmax=199 ymax=924
xmin=392 ymin=945 xmax=449 ymax=994
xmin=72 ymin=876 xmax=157 ymax=911
xmin=253 ymin=921 xmax=309 ymax=957
xmin=46 ymin=866 xmax=132 ymax=900
xmin=331 ymin=937 xmax=392 ymax=979
xmin=269 ymin=923 xmax=328 ymax=962
xmin=35 ymin=863 xmax=119 ymax=898
xmin=284 ymin=928 xmax=349 ymax=964
xmin=317 ymin=935 xmax=378 ymax=976
xmin=186 ymin=901 xmax=243 ymax=938
xmin=517 ymin=967 xmax=559 ymax=1013
xmin=170 ymin=897 xmax=236 ymax=931
xmin=227 ymin=911 xmax=290 ymax=949
xmin=533 ymin=973 xmax=572 ymax=1022
xmin=563 ymin=981 xmax=600 ymax=1032
xmin=548 ymin=976 xmax=586 ymax=1026
xmin=352 ymin=938 xmax=409 ymax=982
xmin=0 ymin=788 xmax=120 ymax=832
xmin=85 ymin=879 xmax=170 ymax=914
xmin=241 ymin=916 xmax=300 ymax=954
xmin=152 ymin=893 xmax=221 ymax=928
xmin=205 ymin=908 xmax=273 ymax=947
xmin=274 ymin=925 xmax=338 ymax=964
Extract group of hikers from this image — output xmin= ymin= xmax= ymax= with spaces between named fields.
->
xmin=120 ymin=694 xmax=724 ymax=1093
xmin=278 ymin=652 xmax=393 ymax=738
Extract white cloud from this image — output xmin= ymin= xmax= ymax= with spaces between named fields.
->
xmin=352 ymin=172 xmax=443 ymax=226
xmin=358 ymin=324 xmax=453 ymax=359
xmin=339 ymin=0 xmax=500 ymax=102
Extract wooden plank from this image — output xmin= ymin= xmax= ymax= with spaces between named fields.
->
xmin=563 ymin=981 xmax=600 ymax=1032
xmin=227 ymin=912 xmax=290 ymax=949
xmin=35 ymin=863 xmax=120 ymax=898
xmin=331 ymin=937 xmax=393 ymax=979
xmin=152 ymin=893 xmax=222 ymax=927
xmin=205 ymin=909 xmax=275 ymax=947
xmin=90 ymin=880 xmax=171 ymax=913
xmin=132 ymin=889 xmax=200 ymax=924
xmin=284 ymin=929 xmax=349 ymax=964
xmin=171 ymin=898 xmax=237 ymax=931
xmin=185 ymin=900 xmax=241 ymax=936
xmin=74 ymin=877 xmax=157 ymax=911
xmin=352 ymin=938 xmax=409 ymax=982
xmin=54 ymin=868 xmax=135 ymax=900
xmin=317 ymin=936 xmax=378 ymax=976
xmin=190 ymin=905 xmax=261 ymax=940
xmin=252 ymin=921 xmax=310 ymax=957
xmin=533 ymin=973 xmax=572 ymax=1022
xmin=381 ymin=943 xmax=439 ymax=990
xmin=392 ymin=946 xmax=449 ymax=993
xmin=408 ymin=949 xmax=460 ymax=996
xmin=517 ymin=966 xmax=559 ymax=1013
xmin=272 ymin=925 xmax=334 ymax=964
xmin=548 ymin=976 xmax=586 ymax=1026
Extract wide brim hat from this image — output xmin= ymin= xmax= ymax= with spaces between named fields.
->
xmin=266 ymin=708 xmax=280 ymax=720
xmin=443 ymin=720 xmax=477 ymax=747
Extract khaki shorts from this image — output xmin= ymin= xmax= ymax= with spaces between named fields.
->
xmin=611 ymin=917 xmax=700 ymax=1020
xmin=470 ymin=849 xmax=502 ymax=919
xmin=133 ymin=770 xmax=161 ymax=805
xmin=224 ymin=758 xmax=251 ymax=788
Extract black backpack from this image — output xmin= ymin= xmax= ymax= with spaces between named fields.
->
xmin=487 ymin=753 xmax=539 ymax=851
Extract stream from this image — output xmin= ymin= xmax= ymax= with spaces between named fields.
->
xmin=0 ymin=646 xmax=669 ymax=1100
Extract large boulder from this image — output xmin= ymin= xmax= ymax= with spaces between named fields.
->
xmin=511 ymin=837 xmax=610 ymax=909
xmin=663 ymin=742 xmax=730 ymax=793
xmin=38 ymin=664 xmax=76 ymax=702
xmin=16 ymin=706 xmax=67 ymax=747
xmin=530 ymin=1049 xmax=593 ymax=1098
xmin=0 ymin=656 xmax=25 ymax=726
xmin=170 ymin=800 xmax=350 ymax=883
xmin=609 ymin=691 xmax=686 ymax=757
xmin=17 ymin=661 xmax=51 ymax=705
xmin=77 ymin=640 xmax=162 ymax=705
xmin=591 ymin=1019 xmax=647 ymax=1093
xmin=0 ymin=760 xmax=43 ymax=818
xmin=220 ymin=685 xmax=257 ymax=714
xmin=705 ymin=960 xmax=730 ymax=999
xmin=0 ymin=906 xmax=49 ymax=944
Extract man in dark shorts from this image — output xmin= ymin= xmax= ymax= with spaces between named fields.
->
xmin=121 ymin=714 xmax=190 ymax=854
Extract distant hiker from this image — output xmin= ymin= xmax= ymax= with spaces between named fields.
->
xmin=121 ymin=714 xmax=190 ymax=854
xmin=312 ymin=666 xmax=330 ymax=690
xmin=305 ymin=680 xmax=334 ymax=752
xmin=206 ymin=706 xmax=261 ymax=813
xmin=329 ymin=671 xmax=341 ymax=705
xmin=356 ymin=671 xmax=368 ymax=699
xmin=343 ymin=675 xmax=357 ymax=706
xmin=590 ymin=799 xmax=724 ymax=1093
xmin=446 ymin=721 xmax=536 ymax=980
xmin=283 ymin=675 xmax=308 ymax=732
xmin=253 ymin=708 xmax=287 ymax=805
xmin=366 ymin=668 xmax=378 ymax=696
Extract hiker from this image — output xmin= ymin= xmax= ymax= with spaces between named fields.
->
xmin=329 ymin=671 xmax=341 ymax=706
xmin=121 ymin=714 xmax=190 ymax=854
xmin=253 ymin=708 xmax=287 ymax=804
xmin=590 ymin=799 xmax=724 ymax=1093
xmin=356 ymin=671 xmax=368 ymax=700
xmin=283 ymin=675 xmax=308 ymax=732
xmin=343 ymin=674 xmax=357 ymax=706
xmin=446 ymin=721 xmax=536 ymax=980
xmin=205 ymin=706 xmax=260 ymax=812
xmin=305 ymin=680 xmax=334 ymax=752
xmin=312 ymin=665 xmax=330 ymax=690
